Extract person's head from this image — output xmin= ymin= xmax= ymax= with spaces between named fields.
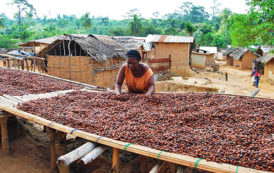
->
xmin=126 ymin=50 xmax=141 ymax=71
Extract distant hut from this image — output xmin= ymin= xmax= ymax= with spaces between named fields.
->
xmin=142 ymin=34 xmax=195 ymax=75
xmin=191 ymin=48 xmax=216 ymax=69
xmin=224 ymin=48 xmax=258 ymax=69
xmin=257 ymin=53 xmax=274 ymax=83
xmin=37 ymin=34 xmax=126 ymax=88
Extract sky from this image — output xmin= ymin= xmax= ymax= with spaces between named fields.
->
xmin=0 ymin=0 xmax=249 ymax=20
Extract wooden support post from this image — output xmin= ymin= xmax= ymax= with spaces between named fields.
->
xmin=57 ymin=161 xmax=69 ymax=173
xmin=7 ymin=59 xmax=10 ymax=68
xmin=25 ymin=59 xmax=29 ymax=71
xmin=112 ymin=148 xmax=119 ymax=173
xmin=33 ymin=59 xmax=36 ymax=72
xmin=56 ymin=131 xmax=67 ymax=156
xmin=0 ymin=113 xmax=10 ymax=154
xmin=49 ymin=128 xmax=56 ymax=173
xmin=21 ymin=60 xmax=24 ymax=70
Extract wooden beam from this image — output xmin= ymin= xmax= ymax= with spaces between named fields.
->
xmin=80 ymin=146 xmax=106 ymax=164
xmin=112 ymin=148 xmax=119 ymax=173
xmin=49 ymin=127 xmax=56 ymax=172
xmin=57 ymin=142 xmax=96 ymax=166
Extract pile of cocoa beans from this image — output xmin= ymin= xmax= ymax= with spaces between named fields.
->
xmin=17 ymin=91 xmax=274 ymax=171
xmin=0 ymin=67 xmax=83 ymax=96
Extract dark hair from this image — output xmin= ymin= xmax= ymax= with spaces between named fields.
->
xmin=126 ymin=50 xmax=141 ymax=61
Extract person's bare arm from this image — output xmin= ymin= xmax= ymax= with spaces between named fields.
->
xmin=146 ymin=75 xmax=155 ymax=96
xmin=115 ymin=64 xmax=126 ymax=95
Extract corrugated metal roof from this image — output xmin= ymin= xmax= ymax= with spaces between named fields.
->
xmin=200 ymin=46 xmax=217 ymax=53
xmin=145 ymin=34 xmax=194 ymax=43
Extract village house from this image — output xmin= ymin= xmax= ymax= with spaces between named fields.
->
xmin=257 ymin=53 xmax=274 ymax=83
xmin=191 ymin=48 xmax=216 ymax=69
xmin=224 ymin=48 xmax=258 ymax=69
xmin=141 ymin=34 xmax=195 ymax=76
xmin=37 ymin=34 xmax=126 ymax=88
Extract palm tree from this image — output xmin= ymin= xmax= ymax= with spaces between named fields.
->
xmin=184 ymin=21 xmax=196 ymax=36
xmin=80 ymin=13 xmax=92 ymax=30
xmin=129 ymin=14 xmax=142 ymax=36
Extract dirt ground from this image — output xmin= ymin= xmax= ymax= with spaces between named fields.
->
xmin=156 ymin=64 xmax=274 ymax=99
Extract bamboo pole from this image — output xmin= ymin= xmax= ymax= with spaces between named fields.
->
xmin=49 ymin=127 xmax=56 ymax=173
xmin=0 ymin=106 xmax=270 ymax=173
xmin=112 ymin=148 xmax=119 ymax=173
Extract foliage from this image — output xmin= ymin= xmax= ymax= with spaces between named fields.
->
xmin=80 ymin=13 xmax=92 ymax=30
xmin=0 ymin=0 xmax=272 ymax=50
xmin=9 ymin=0 xmax=36 ymax=25
xmin=230 ymin=0 xmax=274 ymax=47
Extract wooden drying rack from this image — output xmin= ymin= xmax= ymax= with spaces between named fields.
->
xmin=0 ymin=68 xmax=271 ymax=173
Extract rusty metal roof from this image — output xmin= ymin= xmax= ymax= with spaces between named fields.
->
xmin=145 ymin=34 xmax=194 ymax=43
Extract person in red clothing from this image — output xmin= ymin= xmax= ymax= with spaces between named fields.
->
xmin=115 ymin=50 xmax=156 ymax=96
xmin=251 ymin=68 xmax=261 ymax=88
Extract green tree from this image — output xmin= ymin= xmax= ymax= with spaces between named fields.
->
xmin=184 ymin=21 xmax=196 ymax=36
xmin=80 ymin=13 xmax=92 ymax=30
xmin=0 ymin=17 xmax=5 ymax=29
xmin=9 ymin=0 xmax=36 ymax=25
xmin=230 ymin=0 xmax=274 ymax=47
xmin=128 ymin=14 xmax=142 ymax=36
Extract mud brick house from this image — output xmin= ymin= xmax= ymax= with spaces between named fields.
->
xmin=257 ymin=53 xmax=274 ymax=83
xmin=141 ymin=34 xmax=194 ymax=76
xmin=224 ymin=48 xmax=258 ymax=69
xmin=37 ymin=34 xmax=126 ymax=88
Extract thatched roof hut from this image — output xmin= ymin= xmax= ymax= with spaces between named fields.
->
xmin=225 ymin=48 xmax=258 ymax=69
xmin=39 ymin=34 xmax=126 ymax=88
xmin=37 ymin=34 xmax=126 ymax=62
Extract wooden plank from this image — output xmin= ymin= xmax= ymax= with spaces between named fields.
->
xmin=0 ymin=105 xmax=271 ymax=173
xmin=112 ymin=148 xmax=119 ymax=173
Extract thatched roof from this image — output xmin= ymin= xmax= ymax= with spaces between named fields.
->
xmin=19 ymin=34 xmax=91 ymax=47
xmin=223 ymin=48 xmax=238 ymax=56
xmin=226 ymin=48 xmax=258 ymax=60
xmin=37 ymin=34 xmax=126 ymax=62
xmin=257 ymin=53 xmax=274 ymax=63
xmin=112 ymin=36 xmax=145 ymax=51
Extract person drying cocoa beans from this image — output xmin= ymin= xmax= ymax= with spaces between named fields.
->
xmin=115 ymin=50 xmax=156 ymax=96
